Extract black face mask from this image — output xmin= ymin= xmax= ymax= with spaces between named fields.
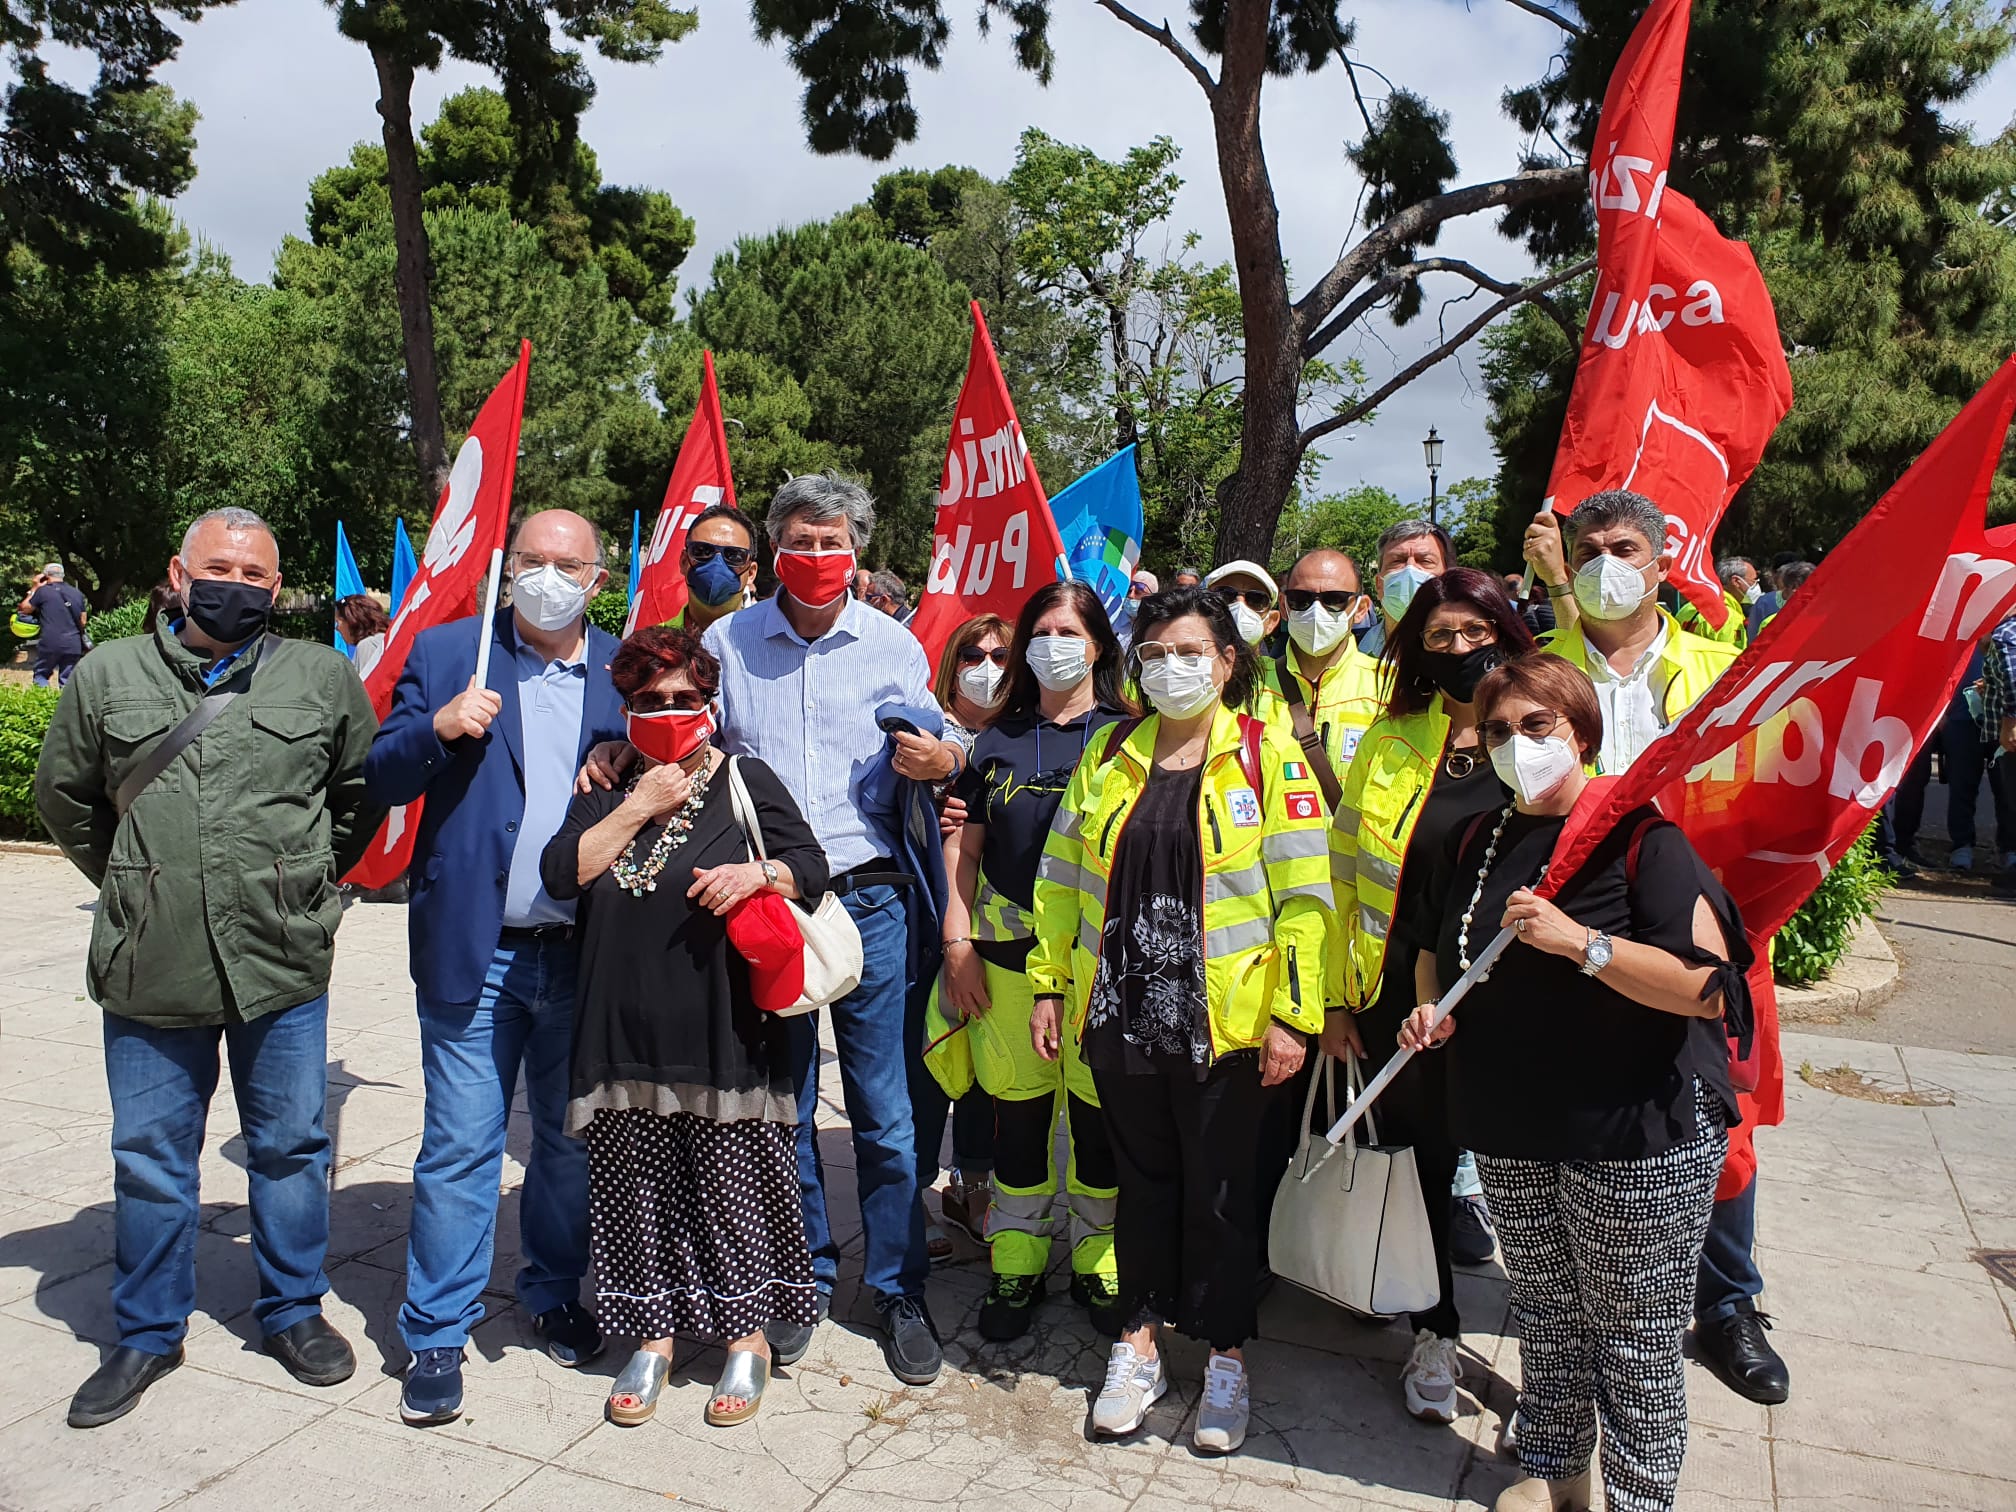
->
xmin=1421 ymin=643 xmax=1504 ymax=703
xmin=183 ymin=577 xmax=273 ymax=645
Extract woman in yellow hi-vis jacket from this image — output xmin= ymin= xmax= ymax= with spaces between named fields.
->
xmin=1324 ymin=566 xmax=1534 ymax=1428
xmin=1031 ymin=585 xmax=1334 ymax=1458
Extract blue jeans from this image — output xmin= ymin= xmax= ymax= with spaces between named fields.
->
xmin=1694 ymin=1182 xmax=1764 ymax=1324
xmin=786 ymin=884 xmax=927 ymax=1306
xmin=103 ymin=995 xmax=332 ymax=1355
xmin=401 ymin=937 xmax=589 ymax=1351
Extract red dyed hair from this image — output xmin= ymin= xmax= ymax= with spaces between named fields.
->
xmin=609 ymin=625 xmax=720 ymax=702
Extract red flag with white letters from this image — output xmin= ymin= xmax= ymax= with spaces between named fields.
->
xmin=626 ymin=350 xmax=737 ymax=636
xmin=346 ymin=341 xmax=531 ymax=888
xmin=909 ymin=302 xmax=1068 ymax=666
xmin=1544 ymin=0 xmax=1793 ymax=628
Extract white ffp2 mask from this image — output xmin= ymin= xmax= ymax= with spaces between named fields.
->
xmin=1572 ymin=554 xmax=1654 ymax=622
xmin=1489 ymin=733 xmax=1580 ymax=805
xmin=511 ymin=563 xmax=592 ymax=631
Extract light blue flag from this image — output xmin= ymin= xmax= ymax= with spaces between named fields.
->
xmin=390 ymin=518 xmax=418 ymax=616
xmin=1051 ymin=446 xmax=1144 ymax=627
xmin=628 ymin=509 xmax=642 ymax=604
xmin=334 ymin=521 xmax=366 ymax=655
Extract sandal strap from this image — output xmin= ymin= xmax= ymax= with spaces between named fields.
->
xmin=713 ymin=1348 xmax=770 ymax=1404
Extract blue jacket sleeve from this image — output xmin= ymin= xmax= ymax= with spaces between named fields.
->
xmin=363 ymin=641 xmax=457 ymax=806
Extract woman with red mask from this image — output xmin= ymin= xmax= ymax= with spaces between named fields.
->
xmin=539 ymin=625 xmax=830 ymax=1430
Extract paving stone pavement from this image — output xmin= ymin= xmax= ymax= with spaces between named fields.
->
xmin=0 ymin=852 xmax=2013 ymax=1511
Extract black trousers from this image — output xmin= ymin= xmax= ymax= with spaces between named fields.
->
xmin=1355 ymin=991 xmax=1462 ymax=1339
xmin=1095 ymin=1051 xmax=1268 ymax=1351
xmin=993 ymin=1091 xmax=1117 ymax=1190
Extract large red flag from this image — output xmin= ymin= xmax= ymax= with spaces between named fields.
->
xmin=626 ymin=350 xmax=737 ymax=636
xmin=346 ymin=341 xmax=532 ymax=888
xmin=1544 ymin=0 xmax=1793 ymax=628
xmin=909 ymin=302 xmax=1068 ymax=666
xmin=1538 ymin=357 xmax=2016 ymax=1191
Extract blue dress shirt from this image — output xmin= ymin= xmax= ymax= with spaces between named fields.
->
xmin=501 ymin=638 xmax=588 ymax=926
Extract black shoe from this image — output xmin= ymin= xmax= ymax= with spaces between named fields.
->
xmin=977 ymin=1274 xmax=1044 ymax=1342
xmin=1068 ymin=1272 xmax=1125 ymax=1339
xmin=532 ymin=1302 xmax=604 ymax=1368
xmin=265 ymin=1315 xmax=356 ymax=1387
xmin=1879 ymin=850 xmax=1920 ymax=879
xmin=879 ymin=1295 xmax=943 ymax=1385
xmin=767 ymin=1291 xmax=830 ymax=1367
xmin=68 ymin=1345 xmax=183 ymax=1428
xmin=1695 ymin=1310 xmax=1791 ymax=1405
xmin=1450 ymin=1193 xmax=1497 ymax=1266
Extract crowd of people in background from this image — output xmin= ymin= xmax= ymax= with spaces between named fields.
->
xmin=23 ymin=477 xmax=2016 ymax=1512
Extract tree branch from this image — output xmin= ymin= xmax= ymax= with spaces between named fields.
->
xmin=1293 ymin=166 xmax=1583 ymax=337
xmin=1304 ymin=255 xmax=1581 ymax=356
xmin=1297 ymin=254 xmax=1596 ymax=451
xmin=1093 ymin=0 xmax=1216 ymax=95
xmin=1501 ymin=0 xmax=1585 ymax=38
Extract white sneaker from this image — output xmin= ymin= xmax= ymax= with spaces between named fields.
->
xmin=1192 ymin=1353 xmax=1250 ymax=1454
xmin=1951 ymin=846 xmax=1975 ymax=871
xmin=1091 ymin=1342 xmax=1166 ymax=1437
xmin=1402 ymin=1328 xmax=1461 ymax=1424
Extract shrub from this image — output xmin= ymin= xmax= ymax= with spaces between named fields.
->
xmin=89 ymin=598 xmax=152 ymax=641
xmin=1774 ymin=830 xmax=1888 ymax=987
xmin=586 ymin=589 xmax=630 ymax=636
xmin=0 ymin=685 xmax=60 ymax=840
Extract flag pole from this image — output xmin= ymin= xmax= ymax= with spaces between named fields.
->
xmin=470 ymin=547 xmax=505 ymax=688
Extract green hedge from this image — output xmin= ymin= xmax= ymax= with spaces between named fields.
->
xmin=89 ymin=598 xmax=152 ymax=641
xmin=586 ymin=589 xmax=629 ymax=636
xmin=1774 ymin=830 xmax=1887 ymax=987
xmin=0 ymin=685 xmax=60 ymax=840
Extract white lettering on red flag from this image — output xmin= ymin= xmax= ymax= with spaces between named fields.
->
xmin=627 ymin=350 xmax=737 ymax=636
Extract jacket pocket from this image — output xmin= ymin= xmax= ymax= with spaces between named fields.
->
xmin=88 ymin=862 xmax=159 ymax=1001
xmin=102 ymin=701 xmax=184 ymax=798
xmin=247 ymin=702 xmax=327 ymax=794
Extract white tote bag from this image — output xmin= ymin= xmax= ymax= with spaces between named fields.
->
xmin=725 ymin=757 xmax=863 ymax=1017
xmin=1267 ymin=1053 xmax=1440 ymax=1320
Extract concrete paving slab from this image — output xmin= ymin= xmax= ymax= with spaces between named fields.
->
xmin=1756 ymin=1242 xmax=2016 ymax=1369
xmin=174 ymin=1408 xmax=537 ymax=1510
xmin=1772 ymin=1439 xmax=2016 ymax=1510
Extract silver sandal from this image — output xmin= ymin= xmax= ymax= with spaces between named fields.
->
xmin=607 ymin=1348 xmax=672 ymax=1426
xmin=704 ymin=1348 xmax=770 ymax=1427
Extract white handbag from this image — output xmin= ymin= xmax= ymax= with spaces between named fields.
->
xmin=1267 ymin=1052 xmax=1441 ymax=1320
xmin=725 ymin=757 xmax=864 ymax=1017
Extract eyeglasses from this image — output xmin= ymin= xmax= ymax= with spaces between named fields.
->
xmin=1421 ymin=620 xmax=1498 ymax=653
xmin=1478 ymin=710 xmax=1567 ymax=748
xmin=1127 ymin=583 xmax=1151 ymax=599
xmin=1213 ymin=587 xmax=1273 ymax=612
xmin=1282 ymin=588 xmax=1363 ymax=613
xmin=509 ymin=552 xmax=597 ymax=578
xmin=956 ymin=645 xmax=1011 ymax=667
xmin=684 ymin=540 xmax=754 ymax=570
xmin=1131 ymin=639 xmax=1219 ymax=666
xmin=627 ymin=691 xmax=710 ymax=714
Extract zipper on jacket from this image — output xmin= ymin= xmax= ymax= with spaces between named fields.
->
xmin=1391 ymin=782 xmax=1425 ymax=839
xmin=1205 ymin=798 xmax=1222 ymax=854
xmin=1100 ymin=809 xmax=1124 ymax=854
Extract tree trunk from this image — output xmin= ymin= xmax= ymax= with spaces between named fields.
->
xmin=370 ymin=42 xmax=451 ymax=501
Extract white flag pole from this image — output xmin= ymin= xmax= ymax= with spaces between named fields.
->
xmin=470 ymin=546 xmax=506 ymax=689
xmin=1323 ymin=924 xmax=1518 ymax=1147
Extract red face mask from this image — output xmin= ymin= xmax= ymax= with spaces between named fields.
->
xmin=774 ymin=548 xmax=856 ymax=608
xmin=627 ymin=706 xmax=714 ymax=767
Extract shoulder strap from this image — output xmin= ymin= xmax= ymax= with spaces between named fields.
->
xmin=1275 ymin=654 xmax=1344 ymax=809
xmin=1097 ymin=715 xmax=1144 ymax=765
xmin=1622 ymin=813 xmax=1664 ymax=885
xmin=112 ymin=634 xmax=281 ymax=816
xmin=1236 ymin=713 xmax=1264 ymax=793
xmin=1456 ymin=810 xmax=1493 ymax=868
xmin=726 ymin=755 xmax=768 ymax=861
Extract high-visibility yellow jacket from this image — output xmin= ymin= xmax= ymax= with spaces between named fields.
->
xmin=1676 ymin=590 xmax=1748 ymax=649
xmin=1542 ymin=610 xmax=1739 ymax=728
xmin=1263 ymin=642 xmax=1389 ymax=782
xmin=1029 ymin=703 xmax=1333 ymax=1055
xmin=1325 ymin=698 xmax=1449 ymax=1010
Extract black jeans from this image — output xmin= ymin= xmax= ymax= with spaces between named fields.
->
xmin=1356 ymin=991 xmax=1462 ymax=1340
xmin=1095 ymin=1051 xmax=1269 ymax=1351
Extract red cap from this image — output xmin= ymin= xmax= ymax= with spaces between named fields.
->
xmin=724 ymin=893 xmax=806 ymax=1013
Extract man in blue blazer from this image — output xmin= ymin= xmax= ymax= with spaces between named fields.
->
xmin=364 ymin=509 xmax=628 ymax=1427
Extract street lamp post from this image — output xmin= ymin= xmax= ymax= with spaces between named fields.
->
xmin=1423 ymin=426 xmax=1444 ymax=524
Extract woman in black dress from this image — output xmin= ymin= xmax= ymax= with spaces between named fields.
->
xmin=540 ymin=625 xmax=829 ymax=1429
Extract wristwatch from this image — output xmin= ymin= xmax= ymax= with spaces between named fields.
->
xmin=1580 ymin=930 xmax=1614 ymax=976
xmin=760 ymin=860 xmax=779 ymax=888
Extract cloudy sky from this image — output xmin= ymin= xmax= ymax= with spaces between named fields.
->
xmin=146 ymin=0 xmax=2016 ymax=508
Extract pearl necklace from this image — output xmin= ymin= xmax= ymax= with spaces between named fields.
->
xmin=611 ymin=761 xmax=713 ymax=897
xmin=1456 ymin=801 xmax=1551 ymax=980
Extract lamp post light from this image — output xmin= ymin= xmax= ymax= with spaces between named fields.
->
xmin=1423 ymin=426 xmax=1444 ymax=524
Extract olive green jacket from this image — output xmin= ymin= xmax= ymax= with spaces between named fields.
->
xmin=34 ymin=622 xmax=384 ymax=1027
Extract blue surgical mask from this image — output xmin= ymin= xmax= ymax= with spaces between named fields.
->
xmin=1381 ymin=564 xmax=1435 ymax=622
xmin=687 ymin=551 xmax=743 ymax=608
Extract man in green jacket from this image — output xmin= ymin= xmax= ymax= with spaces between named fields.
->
xmin=34 ymin=507 xmax=383 ymax=1430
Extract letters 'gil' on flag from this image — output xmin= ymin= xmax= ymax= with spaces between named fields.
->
xmin=627 ymin=350 xmax=737 ymax=637
xmin=345 ymin=340 xmax=532 ymax=890
xmin=333 ymin=521 xmax=366 ymax=655
xmin=909 ymin=301 xmax=1070 ymax=667
xmin=1538 ymin=356 xmax=2016 ymax=1195
xmin=1054 ymin=445 xmax=1145 ymax=626
xmin=1543 ymin=0 xmax=1793 ymax=629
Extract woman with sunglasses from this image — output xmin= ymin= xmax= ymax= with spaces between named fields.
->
xmin=538 ymin=625 xmax=829 ymax=1429
xmin=941 ymin=583 xmax=1132 ymax=1341
xmin=1397 ymin=654 xmax=1746 ymax=1512
xmin=1031 ymin=585 xmax=1332 ymax=1455
xmin=1324 ymin=565 xmax=1535 ymax=1426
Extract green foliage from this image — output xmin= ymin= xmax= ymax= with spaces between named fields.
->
xmin=586 ymin=588 xmax=629 ymax=636
xmin=0 ymin=684 xmax=60 ymax=839
xmin=1774 ymin=832 xmax=1889 ymax=987
xmin=1272 ymin=485 xmax=1409 ymax=578
xmin=88 ymin=598 xmax=152 ymax=641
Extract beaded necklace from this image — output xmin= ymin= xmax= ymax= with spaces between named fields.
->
xmin=611 ymin=759 xmax=714 ymax=897
xmin=1456 ymin=801 xmax=1549 ymax=981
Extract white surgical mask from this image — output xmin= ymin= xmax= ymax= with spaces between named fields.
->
xmin=1139 ymin=653 xmax=1222 ymax=719
xmin=1741 ymin=581 xmax=1763 ymax=606
xmin=1489 ymin=733 xmax=1581 ymax=806
xmin=1287 ymin=602 xmax=1353 ymax=657
xmin=957 ymin=658 xmax=1006 ymax=709
xmin=1026 ymin=635 xmax=1091 ymax=691
xmin=511 ymin=563 xmax=592 ymax=632
xmin=1572 ymin=554 xmax=1654 ymax=622
xmin=1227 ymin=599 xmax=1268 ymax=646
xmin=1381 ymin=565 xmax=1434 ymax=622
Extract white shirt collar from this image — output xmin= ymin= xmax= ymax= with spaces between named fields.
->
xmin=1585 ymin=616 xmax=1669 ymax=686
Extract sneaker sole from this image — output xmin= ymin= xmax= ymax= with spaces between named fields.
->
xmin=1405 ymin=1392 xmax=1458 ymax=1425
xmin=887 ymin=1355 xmax=943 ymax=1387
xmin=1093 ymin=1373 xmax=1167 ymax=1437
xmin=399 ymin=1401 xmax=464 ymax=1426
xmin=1193 ymin=1424 xmax=1248 ymax=1455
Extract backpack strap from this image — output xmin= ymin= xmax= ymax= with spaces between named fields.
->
xmin=1275 ymin=654 xmax=1344 ymax=809
xmin=1097 ymin=715 xmax=1144 ymax=766
xmin=1623 ymin=813 xmax=1665 ymax=885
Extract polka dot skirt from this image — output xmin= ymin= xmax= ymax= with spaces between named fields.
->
xmin=584 ymin=1109 xmax=820 ymax=1344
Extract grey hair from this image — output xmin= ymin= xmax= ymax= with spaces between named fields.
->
xmin=1373 ymin=518 xmax=1452 ymax=570
xmin=1778 ymin=560 xmax=1818 ymax=595
xmin=180 ymin=507 xmax=276 ymax=560
xmin=1715 ymin=556 xmax=1755 ymax=588
xmin=1567 ymin=490 xmax=1669 ymax=553
xmin=767 ymin=472 xmax=875 ymax=552
xmin=870 ymin=569 xmax=905 ymax=601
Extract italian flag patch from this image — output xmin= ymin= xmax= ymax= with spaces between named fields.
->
xmin=1282 ymin=760 xmax=1308 ymax=780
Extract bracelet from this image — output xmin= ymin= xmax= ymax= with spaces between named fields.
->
xmin=1544 ymin=580 xmax=1573 ymax=599
xmin=942 ymin=936 xmax=975 ymax=948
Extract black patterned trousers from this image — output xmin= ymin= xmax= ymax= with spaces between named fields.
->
xmin=1477 ymin=1093 xmax=1727 ymax=1512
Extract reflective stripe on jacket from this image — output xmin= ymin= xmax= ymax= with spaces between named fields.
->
xmin=1028 ymin=703 xmax=1331 ymax=1054
xmin=1542 ymin=610 xmax=1739 ymax=728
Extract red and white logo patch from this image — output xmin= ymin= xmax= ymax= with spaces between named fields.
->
xmin=1283 ymin=791 xmax=1321 ymax=821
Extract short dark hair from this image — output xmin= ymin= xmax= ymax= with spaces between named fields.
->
xmin=1566 ymin=490 xmax=1668 ymax=555
xmin=686 ymin=502 xmax=757 ymax=549
xmin=1128 ymin=584 xmax=1258 ymax=712
xmin=1374 ymin=518 xmax=1453 ymax=574
xmin=610 ymin=625 xmax=720 ymax=703
xmin=1475 ymin=654 xmax=1603 ymax=764
xmin=999 ymin=580 xmax=1134 ymax=721
xmin=1382 ymin=565 xmax=1537 ymax=718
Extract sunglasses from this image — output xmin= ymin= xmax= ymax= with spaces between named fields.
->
xmin=1478 ymin=710 xmax=1567 ymax=748
xmin=957 ymin=645 xmax=1011 ymax=666
xmin=1214 ymin=587 xmax=1273 ymax=612
xmin=1282 ymin=588 xmax=1363 ymax=613
xmin=626 ymin=691 xmax=711 ymax=714
xmin=685 ymin=540 xmax=755 ymax=570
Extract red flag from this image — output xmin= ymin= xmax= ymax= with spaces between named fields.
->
xmin=909 ymin=302 xmax=1069 ymax=667
xmin=1544 ymin=0 xmax=1793 ymax=629
xmin=1537 ymin=357 xmax=2016 ymax=1187
xmin=626 ymin=350 xmax=737 ymax=636
xmin=346 ymin=341 xmax=532 ymax=888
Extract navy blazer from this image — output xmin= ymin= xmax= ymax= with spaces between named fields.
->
xmin=365 ymin=607 xmax=627 ymax=1006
